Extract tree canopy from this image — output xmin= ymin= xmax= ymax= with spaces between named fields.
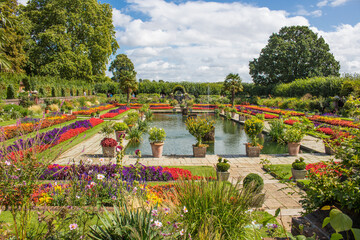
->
xmin=22 ymin=0 xmax=119 ymax=80
xmin=249 ymin=26 xmax=340 ymax=86
xmin=223 ymin=73 xmax=243 ymax=106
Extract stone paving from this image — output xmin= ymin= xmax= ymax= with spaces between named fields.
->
xmin=54 ymin=113 xmax=336 ymax=230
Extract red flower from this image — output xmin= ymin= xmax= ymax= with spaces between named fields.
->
xmin=100 ymin=138 xmax=117 ymax=147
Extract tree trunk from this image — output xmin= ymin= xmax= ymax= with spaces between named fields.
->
xmin=127 ymin=91 xmax=130 ymax=105
xmin=232 ymin=91 xmax=235 ymax=107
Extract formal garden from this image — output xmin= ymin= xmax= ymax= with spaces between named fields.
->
xmin=1 ymin=0 xmax=360 ymax=239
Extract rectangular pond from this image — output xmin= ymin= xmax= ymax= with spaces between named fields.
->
xmin=126 ymin=113 xmax=289 ymax=156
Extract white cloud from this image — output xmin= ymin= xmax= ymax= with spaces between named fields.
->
xmin=317 ymin=0 xmax=349 ymax=7
xmin=295 ymin=5 xmax=322 ymax=17
xmin=112 ymin=8 xmax=132 ymax=27
xmin=313 ymin=23 xmax=360 ymax=74
xmin=114 ymin=0 xmax=309 ymax=82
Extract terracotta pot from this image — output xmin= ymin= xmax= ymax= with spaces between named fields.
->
xmin=216 ymin=171 xmax=230 ymax=181
xmin=288 ymin=142 xmax=301 ymax=156
xmin=68 ymin=110 xmax=73 ymax=115
xmin=231 ymin=112 xmax=236 ymax=118
xmin=325 ymin=145 xmax=335 ymax=155
xmin=150 ymin=142 xmax=164 ymax=158
xmin=291 ymin=168 xmax=307 ymax=180
xmin=193 ymin=145 xmax=207 ymax=157
xmin=102 ymin=146 xmax=115 ymax=157
xmin=115 ymin=130 xmax=126 ymax=142
xmin=239 ymin=115 xmax=245 ymax=121
xmin=245 ymin=144 xmax=261 ymax=157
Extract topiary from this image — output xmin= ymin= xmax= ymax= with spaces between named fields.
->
xmin=292 ymin=157 xmax=306 ymax=170
xmin=243 ymin=173 xmax=264 ymax=193
xmin=216 ymin=157 xmax=230 ymax=172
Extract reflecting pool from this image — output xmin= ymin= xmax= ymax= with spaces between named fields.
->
xmin=126 ymin=113 xmax=289 ymax=155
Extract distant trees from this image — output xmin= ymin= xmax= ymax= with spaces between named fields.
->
xmin=223 ymin=73 xmax=243 ymax=106
xmin=22 ymin=0 xmax=119 ymax=80
xmin=109 ymin=54 xmax=137 ymax=104
xmin=249 ymin=26 xmax=340 ymax=86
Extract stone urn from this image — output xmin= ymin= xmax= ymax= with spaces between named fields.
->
xmin=291 ymin=168 xmax=307 ymax=180
xmin=193 ymin=145 xmax=207 ymax=157
xmin=245 ymin=144 xmax=261 ymax=157
xmin=288 ymin=142 xmax=301 ymax=156
xmin=216 ymin=171 xmax=230 ymax=181
xmin=150 ymin=142 xmax=164 ymax=158
xmin=115 ymin=130 xmax=126 ymax=142
xmin=102 ymin=146 xmax=115 ymax=157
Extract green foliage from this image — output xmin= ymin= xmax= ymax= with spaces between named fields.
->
xmin=322 ymin=209 xmax=360 ymax=240
xmin=6 ymin=84 xmax=15 ymax=99
xmin=223 ymin=73 xmax=243 ymax=106
xmin=185 ymin=117 xmax=214 ymax=146
xmin=216 ymin=157 xmax=230 ymax=172
xmin=243 ymin=173 xmax=264 ymax=193
xmin=113 ymin=122 xmax=128 ymax=131
xmin=89 ymin=205 xmax=164 ymax=240
xmin=268 ymin=119 xmax=285 ymax=143
xmin=283 ymin=127 xmax=305 ymax=143
xmin=148 ymin=127 xmax=166 ymax=143
xmin=126 ymin=127 xmax=143 ymax=143
xmin=100 ymin=122 xmax=114 ymax=138
xmin=244 ymin=117 xmax=264 ymax=146
xmin=249 ymin=26 xmax=340 ymax=86
xmin=23 ymin=0 xmax=119 ymax=79
xmin=292 ymin=157 xmax=306 ymax=170
xmin=173 ymin=178 xmax=264 ymax=239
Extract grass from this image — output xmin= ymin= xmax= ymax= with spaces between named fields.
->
xmin=266 ymin=164 xmax=292 ymax=180
xmin=38 ymin=110 xmax=132 ymax=161
xmin=0 ymin=114 xmax=44 ymax=127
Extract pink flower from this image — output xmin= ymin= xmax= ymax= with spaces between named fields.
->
xmin=135 ymin=149 xmax=141 ymax=157
xmin=116 ymin=146 xmax=123 ymax=152
xmin=69 ymin=223 xmax=78 ymax=230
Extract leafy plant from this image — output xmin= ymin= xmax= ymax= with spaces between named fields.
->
xmin=100 ymin=122 xmax=114 ymax=138
xmin=292 ymin=157 xmax=306 ymax=170
xmin=185 ymin=117 xmax=214 ymax=147
xmin=148 ymin=127 xmax=166 ymax=143
xmin=113 ymin=122 xmax=128 ymax=131
xmin=216 ymin=157 xmax=230 ymax=172
xmin=126 ymin=127 xmax=143 ymax=143
xmin=243 ymin=173 xmax=264 ymax=193
xmin=283 ymin=127 xmax=305 ymax=143
xmin=269 ymin=119 xmax=285 ymax=143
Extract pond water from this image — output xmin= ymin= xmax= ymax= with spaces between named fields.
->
xmin=126 ymin=113 xmax=289 ymax=156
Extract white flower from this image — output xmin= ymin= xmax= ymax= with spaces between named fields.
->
xmin=87 ymin=158 xmax=93 ymax=164
xmin=154 ymin=220 xmax=162 ymax=228
xmin=97 ymin=174 xmax=105 ymax=180
xmin=180 ymin=229 xmax=185 ymax=236
xmin=69 ymin=223 xmax=78 ymax=230
xmin=76 ymin=195 xmax=80 ymax=199
xmin=90 ymin=181 xmax=96 ymax=186
xmin=5 ymin=161 xmax=11 ymax=166
xmin=99 ymin=158 xmax=105 ymax=164
xmin=182 ymin=206 xmax=188 ymax=213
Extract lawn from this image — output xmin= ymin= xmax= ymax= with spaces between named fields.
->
xmin=264 ymin=164 xmax=310 ymax=187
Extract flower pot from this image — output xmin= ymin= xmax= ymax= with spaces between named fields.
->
xmin=68 ymin=110 xmax=73 ymax=115
xmin=115 ymin=130 xmax=126 ymax=142
xmin=291 ymin=168 xmax=307 ymax=180
xmin=216 ymin=171 xmax=230 ymax=181
xmin=245 ymin=144 xmax=261 ymax=157
xmin=102 ymin=146 xmax=115 ymax=157
xmin=231 ymin=112 xmax=236 ymax=118
xmin=182 ymin=108 xmax=188 ymax=115
xmin=150 ymin=142 xmax=164 ymax=158
xmin=239 ymin=115 xmax=245 ymax=121
xmin=193 ymin=145 xmax=207 ymax=157
xmin=325 ymin=145 xmax=335 ymax=155
xmin=288 ymin=142 xmax=301 ymax=156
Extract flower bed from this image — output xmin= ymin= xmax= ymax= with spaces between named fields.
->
xmin=238 ymin=105 xmax=305 ymax=117
xmin=100 ymin=106 xmax=130 ymax=119
xmin=2 ymin=118 xmax=104 ymax=160
xmin=192 ymin=104 xmax=217 ymax=110
xmin=308 ymin=115 xmax=359 ymax=129
xmin=1 ymin=115 xmax=77 ymax=140
xmin=72 ymin=104 xmax=115 ymax=115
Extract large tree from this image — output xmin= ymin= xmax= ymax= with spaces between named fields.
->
xmin=0 ymin=0 xmax=27 ymax=72
xmin=223 ymin=73 xmax=243 ymax=106
xmin=22 ymin=0 xmax=119 ymax=80
xmin=249 ymin=26 xmax=340 ymax=86
xmin=109 ymin=54 xmax=137 ymax=104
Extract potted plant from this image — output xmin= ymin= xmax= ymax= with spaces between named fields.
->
xmin=185 ymin=117 xmax=214 ymax=157
xmin=186 ymin=100 xmax=194 ymax=113
xmin=283 ymin=127 xmax=305 ymax=156
xmin=96 ymin=110 xmax=100 ymax=118
xmin=124 ymin=112 xmax=139 ymax=129
xmin=100 ymin=123 xmax=117 ymax=157
xmin=244 ymin=117 xmax=264 ymax=157
xmin=180 ymin=103 xmax=188 ymax=115
xmin=113 ymin=122 xmax=128 ymax=142
xmin=148 ymin=127 xmax=166 ymax=158
xmin=218 ymin=104 xmax=225 ymax=115
xmin=139 ymin=104 xmax=149 ymax=119
xmin=230 ymin=107 xmax=237 ymax=118
xmin=216 ymin=157 xmax=230 ymax=181
xmin=291 ymin=157 xmax=307 ymax=180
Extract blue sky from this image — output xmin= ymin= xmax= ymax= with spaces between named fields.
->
xmin=20 ymin=0 xmax=360 ymax=82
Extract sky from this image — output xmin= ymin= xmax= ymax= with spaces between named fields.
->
xmin=19 ymin=0 xmax=360 ymax=83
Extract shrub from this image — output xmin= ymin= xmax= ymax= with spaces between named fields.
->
xmin=6 ymin=84 xmax=15 ymax=99
xmin=269 ymin=119 xmax=285 ymax=143
xmin=113 ymin=122 xmax=128 ymax=131
xmin=216 ymin=157 xmax=230 ymax=172
xmin=243 ymin=173 xmax=264 ymax=193
xmin=28 ymin=105 xmax=43 ymax=115
xmin=292 ymin=157 xmax=306 ymax=170
xmin=283 ymin=127 xmax=305 ymax=143
xmin=48 ymin=104 xmax=59 ymax=112
xmin=185 ymin=117 xmax=214 ymax=146
xmin=148 ymin=127 xmax=166 ymax=143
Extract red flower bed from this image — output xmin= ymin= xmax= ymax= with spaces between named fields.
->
xmin=309 ymin=115 xmax=359 ymax=129
xmin=284 ymin=119 xmax=300 ymax=125
xmin=162 ymin=167 xmax=193 ymax=180
xmin=317 ymin=127 xmax=334 ymax=136
xmin=88 ymin=118 xmax=104 ymax=127
xmin=58 ymin=127 xmax=88 ymax=143
xmin=306 ymin=162 xmax=342 ymax=176
xmin=73 ymin=104 xmax=115 ymax=115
